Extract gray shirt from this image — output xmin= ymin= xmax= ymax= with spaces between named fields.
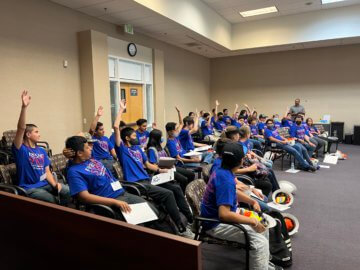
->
xmin=290 ymin=105 xmax=305 ymax=115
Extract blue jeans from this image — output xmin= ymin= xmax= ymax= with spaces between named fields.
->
xmin=249 ymin=139 xmax=262 ymax=152
xmin=27 ymin=184 xmax=71 ymax=206
xmin=201 ymin=152 xmax=214 ymax=164
xmin=294 ymin=142 xmax=313 ymax=165
xmin=275 ymin=142 xmax=310 ymax=169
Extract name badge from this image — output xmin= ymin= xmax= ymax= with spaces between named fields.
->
xmin=40 ymin=173 xmax=47 ymax=181
xmin=111 ymin=181 xmax=122 ymax=191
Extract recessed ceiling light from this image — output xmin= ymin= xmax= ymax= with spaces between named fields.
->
xmin=321 ymin=0 xmax=346 ymax=4
xmin=239 ymin=6 xmax=278 ymax=17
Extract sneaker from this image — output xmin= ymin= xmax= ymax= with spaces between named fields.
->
xmin=178 ymin=227 xmax=195 ymax=239
xmin=269 ymin=262 xmax=284 ymax=270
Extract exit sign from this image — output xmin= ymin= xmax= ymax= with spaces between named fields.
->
xmin=124 ymin=24 xmax=134 ymax=35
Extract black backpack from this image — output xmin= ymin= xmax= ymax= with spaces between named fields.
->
xmin=268 ymin=211 xmax=293 ymax=268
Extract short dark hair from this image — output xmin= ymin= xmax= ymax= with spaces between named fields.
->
xmin=65 ymin=136 xmax=88 ymax=156
xmin=120 ymin=127 xmax=135 ymax=142
xmin=223 ymin=108 xmax=228 ymax=113
xmin=238 ymin=115 xmax=245 ymax=120
xmin=165 ymin=122 xmax=177 ymax=132
xmin=95 ymin=122 xmax=103 ymax=131
xmin=266 ymin=119 xmax=274 ymax=124
xmin=188 ymin=112 xmax=194 ymax=117
xmin=136 ymin=119 xmax=147 ymax=126
xmin=119 ymin=121 xmax=126 ymax=128
xmin=217 ymin=112 xmax=223 ymax=117
xmin=183 ymin=116 xmax=194 ymax=126
xmin=247 ymin=116 xmax=257 ymax=123
xmin=203 ymin=112 xmax=210 ymax=118
xmin=23 ymin=124 xmax=38 ymax=139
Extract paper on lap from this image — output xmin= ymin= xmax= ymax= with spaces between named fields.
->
xmin=121 ymin=202 xmax=158 ymax=225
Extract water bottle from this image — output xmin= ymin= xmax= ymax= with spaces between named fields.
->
xmin=291 ymin=162 xmax=295 ymax=170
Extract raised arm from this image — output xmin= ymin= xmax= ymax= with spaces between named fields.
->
xmin=175 ymin=106 xmax=183 ymax=132
xmin=284 ymin=107 xmax=290 ymax=118
xmin=244 ymin=104 xmax=251 ymax=114
xmin=114 ymin=100 xmax=126 ymax=147
xmin=233 ymin=104 xmax=239 ymax=118
xmin=14 ymin=90 xmax=31 ymax=149
xmin=189 ymin=109 xmax=199 ymax=134
xmin=89 ymin=106 xmax=104 ymax=135
xmin=214 ymin=100 xmax=219 ymax=122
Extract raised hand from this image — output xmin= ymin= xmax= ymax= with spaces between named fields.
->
xmin=235 ymin=104 xmax=239 ymax=109
xmin=215 ymin=100 xmax=219 ymax=106
xmin=119 ymin=99 xmax=126 ymax=110
xmin=21 ymin=90 xmax=31 ymax=108
xmin=96 ymin=106 xmax=104 ymax=117
xmin=175 ymin=106 xmax=180 ymax=113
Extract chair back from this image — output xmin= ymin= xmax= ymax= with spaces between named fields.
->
xmin=0 ymin=163 xmax=17 ymax=185
xmin=185 ymin=179 xmax=206 ymax=217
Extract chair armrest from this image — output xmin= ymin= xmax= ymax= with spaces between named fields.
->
xmin=235 ymin=174 xmax=255 ymax=186
xmin=86 ymin=204 xmax=116 ymax=219
xmin=252 ymin=149 xmax=264 ymax=157
xmin=0 ymin=183 xmax=18 ymax=195
xmin=122 ymin=183 xmax=141 ymax=196
xmin=56 ymin=172 xmax=67 ymax=184
xmin=120 ymin=180 xmax=149 ymax=200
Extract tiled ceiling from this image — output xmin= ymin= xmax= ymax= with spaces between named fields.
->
xmin=50 ymin=0 xmax=360 ymax=58
xmin=201 ymin=0 xmax=360 ymax=23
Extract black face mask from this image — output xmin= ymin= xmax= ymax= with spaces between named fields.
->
xmin=219 ymin=117 xmax=223 ymax=121
xmin=129 ymin=138 xmax=140 ymax=146
xmin=267 ymin=124 xmax=274 ymax=129
xmin=296 ymin=120 xmax=302 ymax=125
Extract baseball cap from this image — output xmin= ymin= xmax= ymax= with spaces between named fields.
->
xmin=78 ymin=132 xmax=97 ymax=143
xmin=259 ymin=114 xmax=267 ymax=119
xmin=222 ymin=143 xmax=244 ymax=169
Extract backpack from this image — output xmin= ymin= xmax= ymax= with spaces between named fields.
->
xmin=268 ymin=211 xmax=293 ymax=267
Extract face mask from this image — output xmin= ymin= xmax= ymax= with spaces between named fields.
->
xmin=160 ymin=138 xmax=164 ymax=143
xmin=219 ymin=116 xmax=223 ymax=121
xmin=129 ymin=138 xmax=139 ymax=146
xmin=274 ymin=118 xmax=279 ymax=122
xmin=267 ymin=125 xmax=274 ymax=129
xmin=296 ymin=121 xmax=302 ymax=125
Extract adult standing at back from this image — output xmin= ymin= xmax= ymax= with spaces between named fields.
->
xmin=289 ymin=98 xmax=305 ymax=120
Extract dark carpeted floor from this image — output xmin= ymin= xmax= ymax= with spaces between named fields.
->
xmin=202 ymin=144 xmax=360 ymax=270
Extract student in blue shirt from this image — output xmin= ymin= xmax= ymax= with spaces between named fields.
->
xmin=201 ymin=143 xmax=279 ymax=270
xmin=65 ymin=135 xmax=149 ymax=220
xmin=135 ymin=119 xmax=152 ymax=149
xmin=214 ymin=112 xmax=227 ymax=131
xmin=201 ymin=112 xmax=218 ymax=142
xmin=89 ymin=106 xmax=118 ymax=176
xmin=12 ymin=90 xmax=70 ymax=205
xmin=290 ymin=115 xmax=316 ymax=158
xmin=257 ymin=114 xmax=267 ymax=135
xmin=109 ymin=120 xmax=126 ymax=146
xmin=179 ymin=114 xmax=214 ymax=164
xmin=113 ymin=101 xmax=193 ymax=238
xmin=305 ymin=118 xmax=326 ymax=155
xmin=248 ymin=116 xmax=265 ymax=144
xmin=146 ymin=129 xmax=195 ymax=192
xmin=281 ymin=113 xmax=294 ymax=129
xmin=222 ymin=108 xmax=232 ymax=125
xmin=273 ymin=114 xmax=282 ymax=129
xmin=264 ymin=119 xmax=316 ymax=172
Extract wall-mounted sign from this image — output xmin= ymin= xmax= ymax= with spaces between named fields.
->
xmin=130 ymin=88 xmax=138 ymax=96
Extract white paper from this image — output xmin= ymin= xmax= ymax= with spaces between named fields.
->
xmin=323 ymin=154 xmax=338 ymax=165
xmin=319 ymin=165 xmax=330 ymax=168
xmin=267 ymin=202 xmax=290 ymax=212
xmin=121 ymin=202 xmax=158 ymax=225
xmin=151 ymin=170 xmax=175 ymax=186
xmin=285 ymin=168 xmax=300 ymax=174
xmin=183 ymin=151 xmax=203 ymax=157
xmin=194 ymin=145 xmax=212 ymax=152
xmin=250 ymin=189 xmax=264 ymax=201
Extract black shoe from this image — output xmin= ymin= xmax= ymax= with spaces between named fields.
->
xmin=309 ymin=165 xmax=317 ymax=172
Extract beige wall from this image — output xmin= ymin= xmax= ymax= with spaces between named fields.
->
xmin=210 ymin=44 xmax=360 ymax=134
xmin=0 ymin=0 xmax=211 ymax=153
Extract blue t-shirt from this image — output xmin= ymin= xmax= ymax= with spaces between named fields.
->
xmin=166 ymin=137 xmax=186 ymax=158
xmin=264 ymin=128 xmax=283 ymax=141
xmin=67 ymin=159 xmax=124 ymax=198
xmin=92 ymin=136 xmax=114 ymax=160
xmin=222 ymin=115 xmax=232 ymax=125
xmin=233 ymin=121 xmax=241 ymax=128
xmin=200 ymin=168 xmax=237 ymax=230
xmin=305 ymin=125 xmax=319 ymax=136
xmin=179 ymin=129 xmax=195 ymax=152
xmin=209 ymin=157 xmax=222 ymax=175
xmin=201 ymin=121 xmax=214 ymax=137
xmin=274 ymin=121 xmax=282 ymax=129
xmin=109 ymin=133 xmax=116 ymax=147
xmin=282 ymin=119 xmax=293 ymax=128
xmin=211 ymin=116 xmax=216 ymax=126
xmin=115 ymin=143 xmax=149 ymax=182
xmin=12 ymin=144 xmax=50 ymax=190
xmin=136 ymin=130 xmax=150 ymax=149
xmin=214 ymin=120 xmax=227 ymax=131
xmin=290 ymin=124 xmax=309 ymax=140
xmin=239 ymin=140 xmax=252 ymax=154
xmin=257 ymin=122 xmax=265 ymax=131
xmin=147 ymin=148 xmax=168 ymax=164
xmin=250 ymin=124 xmax=259 ymax=135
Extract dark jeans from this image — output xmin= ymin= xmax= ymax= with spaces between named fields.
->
xmin=267 ymin=169 xmax=280 ymax=191
xmin=158 ymin=182 xmax=193 ymax=223
xmin=274 ymin=142 xmax=310 ymax=169
xmin=310 ymin=137 xmax=326 ymax=155
xmin=137 ymin=180 xmax=184 ymax=227
xmin=254 ymin=179 xmax=272 ymax=197
xmin=27 ymin=184 xmax=71 ymax=206
xmin=295 ymin=142 xmax=313 ymax=164
xmin=249 ymin=139 xmax=262 ymax=152
xmin=174 ymin=166 xmax=195 ymax=193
